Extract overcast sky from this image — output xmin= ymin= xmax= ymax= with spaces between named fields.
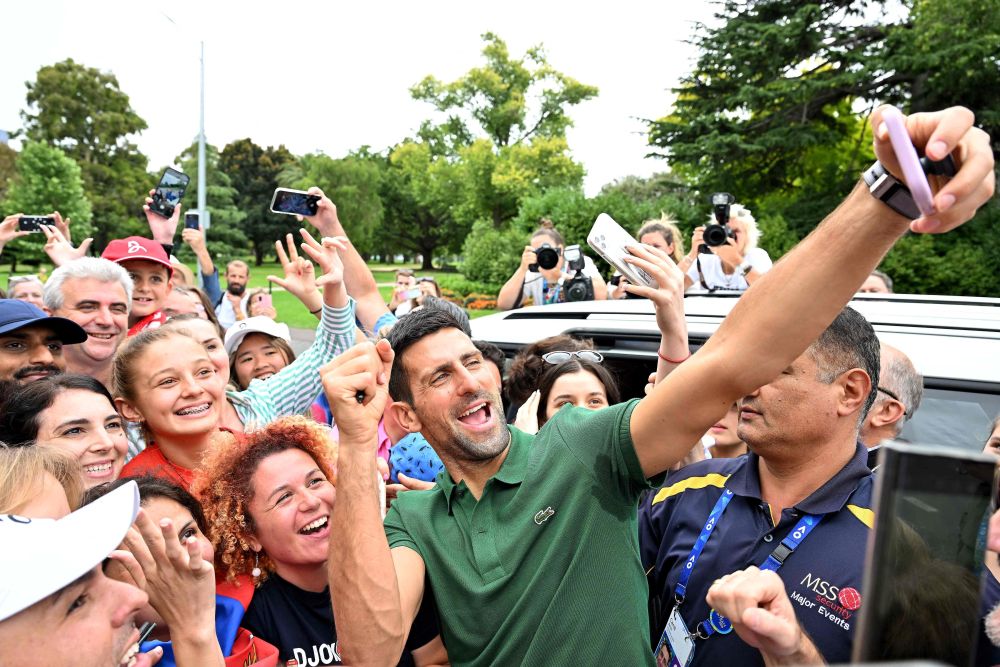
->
xmin=0 ymin=0 xmax=716 ymax=195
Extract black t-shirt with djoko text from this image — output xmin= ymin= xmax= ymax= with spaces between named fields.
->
xmin=242 ymin=573 xmax=440 ymax=666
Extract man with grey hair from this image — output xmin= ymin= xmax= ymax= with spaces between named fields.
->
xmin=859 ymin=269 xmax=894 ymax=293
xmin=861 ymin=342 xmax=923 ymax=457
xmin=43 ymin=257 xmax=133 ymax=389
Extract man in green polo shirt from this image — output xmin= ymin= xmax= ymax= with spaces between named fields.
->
xmin=321 ymin=106 xmax=993 ymax=666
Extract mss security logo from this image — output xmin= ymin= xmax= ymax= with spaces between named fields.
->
xmin=789 ymin=572 xmax=862 ymax=631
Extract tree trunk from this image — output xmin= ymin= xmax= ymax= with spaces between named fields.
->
xmin=9 ymin=254 xmax=17 ymax=274
xmin=420 ymin=248 xmax=435 ymax=270
xmin=254 ymin=244 xmax=264 ymax=266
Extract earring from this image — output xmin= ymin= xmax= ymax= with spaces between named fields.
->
xmin=251 ymin=551 xmax=261 ymax=579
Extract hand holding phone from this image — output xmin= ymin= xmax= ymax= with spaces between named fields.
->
xmin=270 ymin=189 xmax=320 ymax=217
xmin=587 ymin=213 xmax=657 ymax=289
xmin=18 ymin=216 xmax=55 ymax=233
xmin=881 ymin=107 xmax=935 ymax=217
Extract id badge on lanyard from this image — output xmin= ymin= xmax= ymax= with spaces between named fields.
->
xmin=654 ymin=607 xmax=695 ymax=667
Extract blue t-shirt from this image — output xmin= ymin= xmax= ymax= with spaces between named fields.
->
xmin=639 ymin=444 xmax=874 ymax=666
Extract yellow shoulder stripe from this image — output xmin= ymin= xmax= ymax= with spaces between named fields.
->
xmin=847 ymin=504 xmax=873 ymax=529
xmin=651 ymin=473 xmax=731 ymax=506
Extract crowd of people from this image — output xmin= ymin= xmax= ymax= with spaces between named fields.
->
xmin=0 ymin=105 xmax=996 ymax=667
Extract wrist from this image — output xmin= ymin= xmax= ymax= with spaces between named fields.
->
xmin=657 ymin=346 xmax=691 ymax=364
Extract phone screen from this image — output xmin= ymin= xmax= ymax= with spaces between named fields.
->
xmin=271 ymin=189 xmax=319 ymax=217
xmin=18 ymin=216 xmax=53 ymax=233
xmin=854 ymin=444 xmax=995 ymax=665
xmin=184 ymin=212 xmax=200 ymax=230
xmin=157 ymin=169 xmax=189 ymax=207
xmin=150 ymin=169 xmax=190 ymax=218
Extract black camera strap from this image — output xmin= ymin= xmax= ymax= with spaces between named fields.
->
xmin=696 ymin=256 xmax=746 ymax=293
xmin=695 ymin=256 xmax=717 ymax=293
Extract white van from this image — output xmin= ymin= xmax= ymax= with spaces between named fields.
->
xmin=471 ymin=293 xmax=1000 ymax=452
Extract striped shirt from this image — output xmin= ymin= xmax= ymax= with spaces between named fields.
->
xmin=126 ymin=300 xmax=355 ymax=460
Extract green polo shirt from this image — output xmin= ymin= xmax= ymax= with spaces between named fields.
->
xmin=384 ymin=399 xmax=661 ymax=666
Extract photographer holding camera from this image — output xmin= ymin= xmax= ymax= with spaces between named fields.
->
xmin=679 ymin=195 xmax=772 ymax=294
xmin=497 ymin=220 xmax=607 ymax=311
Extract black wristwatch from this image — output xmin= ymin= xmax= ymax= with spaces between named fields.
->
xmin=862 ymin=155 xmax=957 ymax=220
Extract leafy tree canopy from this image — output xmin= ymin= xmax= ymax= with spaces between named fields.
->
xmin=20 ymin=59 xmax=150 ymax=248
xmin=1 ymin=142 xmax=92 ymax=265
xmin=218 ymin=138 xmax=294 ymax=265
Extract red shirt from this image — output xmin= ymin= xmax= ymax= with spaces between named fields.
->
xmin=121 ymin=443 xmax=193 ymax=489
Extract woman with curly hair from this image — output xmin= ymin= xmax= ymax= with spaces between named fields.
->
xmin=192 ymin=417 xmax=446 ymax=666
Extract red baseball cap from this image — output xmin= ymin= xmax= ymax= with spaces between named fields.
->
xmin=101 ymin=236 xmax=174 ymax=276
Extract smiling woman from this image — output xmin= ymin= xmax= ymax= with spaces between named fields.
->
xmin=192 ymin=417 xmax=446 ymax=666
xmin=0 ymin=374 xmax=129 ymax=490
xmin=114 ymin=328 xmax=227 ymax=489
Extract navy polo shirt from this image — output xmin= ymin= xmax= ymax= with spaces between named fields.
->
xmin=639 ymin=443 xmax=874 ymax=666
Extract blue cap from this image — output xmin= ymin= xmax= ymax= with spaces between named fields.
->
xmin=0 ymin=299 xmax=87 ymax=344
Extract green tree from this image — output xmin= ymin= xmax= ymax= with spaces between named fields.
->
xmin=412 ymin=32 xmax=597 ymax=227
xmin=281 ymin=150 xmax=385 ymax=258
xmin=381 ymin=141 xmax=462 ymax=270
xmin=0 ymin=144 xmax=16 ymax=201
xmin=218 ymin=139 xmax=295 ymax=266
xmin=1 ymin=142 xmax=92 ymax=268
xmin=20 ymin=59 xmax=151 ymax=248
xmin=647 ymin=0 xmax=1000 ymax=294
xmin=171 ymin=142 xmax=248 ymax=265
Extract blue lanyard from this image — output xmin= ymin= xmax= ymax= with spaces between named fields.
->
xmin=673 ymin=488 xmax=822 ymax=639
xmin=542 ymin=278 xmax=561 ymax=305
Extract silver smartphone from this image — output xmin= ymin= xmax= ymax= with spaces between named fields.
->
xmin=587 ymin=213 xmax=656 ymax=289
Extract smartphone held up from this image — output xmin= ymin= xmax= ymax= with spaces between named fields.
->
xmin=270 ymin=189 xmax=320 ymax=217
xmin=17 ymin=216 xmax=55 ymax=233
xmin=149 ymin=168 xmax=190 ymax=219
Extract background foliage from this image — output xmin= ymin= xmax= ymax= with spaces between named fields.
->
xmin=0 ymin=17 xmax=997 ymax=297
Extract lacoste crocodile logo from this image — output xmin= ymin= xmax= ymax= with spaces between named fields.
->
xmin=534 ymin=507 xmax=555 ymax=525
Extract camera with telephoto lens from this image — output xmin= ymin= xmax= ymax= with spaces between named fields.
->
xmin=699 ymin=192 xmax=737 ymax=254
xmin=529 ymin=243 xmax=561 ymax=272
xmin=562 ymin=245 xmax=594 ymax=302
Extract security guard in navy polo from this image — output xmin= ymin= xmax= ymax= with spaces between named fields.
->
xmin=640 ymin=307 xmax=878 ymax=666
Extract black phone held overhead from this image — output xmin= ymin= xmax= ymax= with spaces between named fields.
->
xmin=149 ymin=168 xmax=190 ymax=219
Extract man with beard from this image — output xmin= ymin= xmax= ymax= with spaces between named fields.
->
xmin=0 ymin=299 xmax=86 ymax=384
xmin=183 ymin=225 xmax=250 ymax=330
xmin=43 ymin=258 xmax=133 ymax=389
xmin=320 ymin=106 xmax=994 ymax=665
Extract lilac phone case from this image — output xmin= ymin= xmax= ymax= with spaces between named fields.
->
xmin=882 ymin=107 xmax=935 ymax=217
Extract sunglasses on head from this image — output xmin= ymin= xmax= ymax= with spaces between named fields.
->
xmin=542 ymin=350 xmax=604 ymax=365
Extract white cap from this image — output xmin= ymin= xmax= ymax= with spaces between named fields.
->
xmin=0 ymin=481 xmax=140 ymax=622
xmin=223 ymin=316 xmax=292 ymax=356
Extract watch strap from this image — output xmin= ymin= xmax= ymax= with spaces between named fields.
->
xmin=863 ymin=162 xmax=921 ymax=219
xmin=862 ymin=155 xmax=957 ymax=220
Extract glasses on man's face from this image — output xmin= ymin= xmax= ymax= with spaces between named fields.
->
xmin=542 ymin=350 xmax=604 ymax=365
xmin=8 ymin=274 xmax=39 ymax=288
xmin=877 ymin=386 xmax=910 ymax=417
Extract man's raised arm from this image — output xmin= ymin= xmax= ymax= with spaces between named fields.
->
xmin=631 ymin=106 xmax=995 ymax=478
xmin=322 ymin=341 xmax=427 ymax=664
